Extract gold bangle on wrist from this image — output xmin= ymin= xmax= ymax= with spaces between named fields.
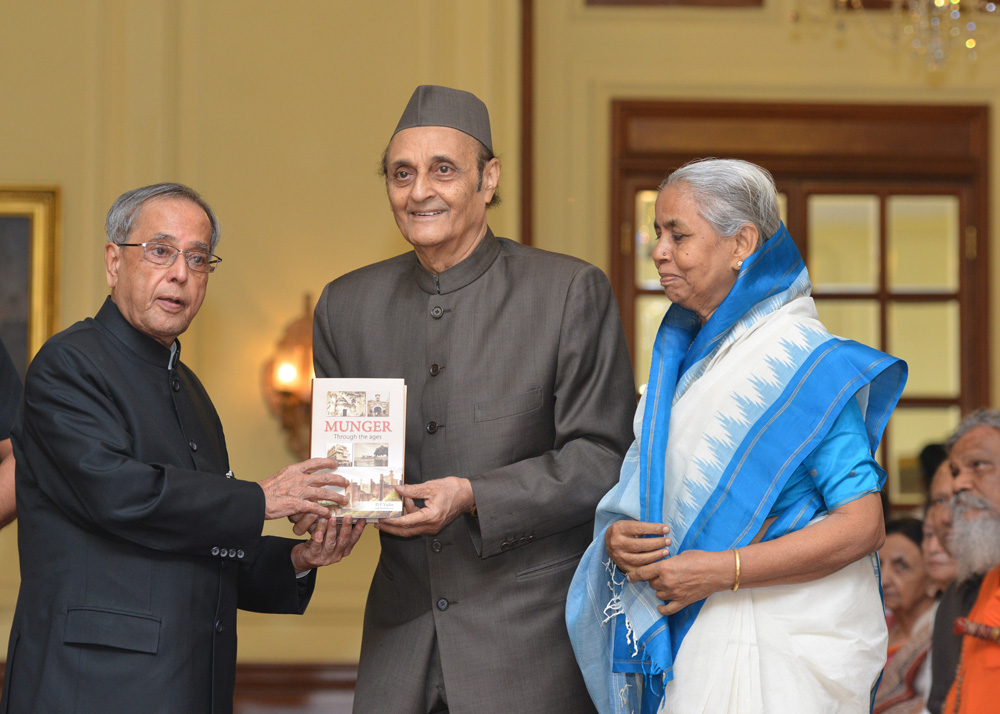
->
xmin=732 ymin=548 xmax=741 ymax=592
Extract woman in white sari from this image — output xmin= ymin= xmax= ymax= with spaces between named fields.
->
xmin=566 ymin=158 xmax=907 ymax=714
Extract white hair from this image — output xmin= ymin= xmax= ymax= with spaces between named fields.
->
xmin=660 ymin=158 xmax=781 ymax=249
xmin=950 ymin=492 xmax=1000 ymax=582
xmin=947 ymin=408 xmax=1000 ymax=452
xmin=106 ymin=182 xmax=220 ymax=252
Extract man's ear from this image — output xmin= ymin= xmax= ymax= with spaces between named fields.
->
xmin=481 ymin=158 xmax=500 ymax=203
xmin=105 ymin=242 xmax=121 ymax=290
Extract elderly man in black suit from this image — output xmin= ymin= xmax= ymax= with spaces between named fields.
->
xmin=0 ymin=183 xmax=364 ymax=714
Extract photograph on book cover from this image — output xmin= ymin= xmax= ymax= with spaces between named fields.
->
xmin=0 ymin=187 xmax=59 ymax=381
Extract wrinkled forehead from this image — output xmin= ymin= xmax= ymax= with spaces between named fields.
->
xmin=134 ymin=196 xmax=213 ymax=249
xmin=951 ymin=425 xmax=1000 ymax=462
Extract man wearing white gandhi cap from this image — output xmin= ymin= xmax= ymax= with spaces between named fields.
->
xmin=309 ymin=85 xmax=636 ymax=713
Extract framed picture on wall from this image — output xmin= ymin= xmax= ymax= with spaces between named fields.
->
xmin=0 ymin=187 xmax=59 ymax=380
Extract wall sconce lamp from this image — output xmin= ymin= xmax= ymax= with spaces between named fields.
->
xmin=262 ymin=293 xmax=314 ymax=460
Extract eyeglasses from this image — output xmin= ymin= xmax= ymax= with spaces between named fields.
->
xmin=119 ymin=242 xmax=222 ymax=273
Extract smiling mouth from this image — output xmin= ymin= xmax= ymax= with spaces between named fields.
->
xmin=412 ymin=210 xmax=445 ymax=217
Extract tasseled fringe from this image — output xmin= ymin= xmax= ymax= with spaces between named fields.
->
xmin=618 ymin=680 xmax=633 ymax=712
xmin=602 ymin=557 xmax=638 ymax=656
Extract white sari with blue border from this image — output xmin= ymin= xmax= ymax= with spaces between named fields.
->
xmin=566 ymin=224 xmax=906 ymax=714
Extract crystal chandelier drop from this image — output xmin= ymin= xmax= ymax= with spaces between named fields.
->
xmin=791 ymin=0 xmax=1000 ymax=71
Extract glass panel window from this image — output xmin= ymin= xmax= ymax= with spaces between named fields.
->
xmin=635 ymin=190 xmax=660 ymax=291
xmin=885 ymin=407 xmax=962 ymax=505
xmin=808 ymin=195 xmax=879 ymax=291
xmin=888 ymin=301 xmax=961 ymax=397
xmin=634 ymin=295 xmax=672 ymax=390
xmin=815 ymin=300 xmax=879 ymax=347
xmin=887 ymin=195 xmax=960 ymax=292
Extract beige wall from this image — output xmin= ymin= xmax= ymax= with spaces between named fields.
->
xmin=1 ymin=0 xmax=998 ymax=663
xmin=0 ymin=0 xmax=520 ymax=663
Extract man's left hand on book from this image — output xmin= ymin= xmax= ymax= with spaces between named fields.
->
xmin=290 ymin=514 xmax=367 ymax=573
xmin=374 ymin=477 xmax=475 ymax=537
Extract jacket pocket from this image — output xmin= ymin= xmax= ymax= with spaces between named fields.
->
xmin=516 ymin=550 xmax=586 ymax=580
xmin=475 ymin=387 xmax=543 ymax=422
xmin=64 ymin=606 xmax=161 ymax=654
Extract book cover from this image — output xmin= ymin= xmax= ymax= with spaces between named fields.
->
xmin=310 ymin=377 xmax=406 ymax=520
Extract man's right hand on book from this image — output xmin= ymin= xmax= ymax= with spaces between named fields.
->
xmin=258 ymin=458 xmax=348 ymax=520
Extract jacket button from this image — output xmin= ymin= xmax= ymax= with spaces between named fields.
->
xmin=430 ymin=306 xmax=444 ymax=319
xmin=211 ymin=546 xmax=220 ymax=556
xmin=237 ymin=549 xmax=245 ymax=559
xmin=171 ymin=378 xmax=181 ymax=392
xmin=436 ymin=598 xmax=449 ymax=611
xmin=429 ymin=363 xmax=441 ymax=377
xmin=227 ymin=548 xmax=237 ymax=558
xmin=431 ymin=539 xmax=442 ymax=553
xmin=215 ymin=620 xmax=224 ymax=633
xmin=188 ymin=440 xmax=198 ymax=452
xmin=426 ymin=421 xmax=438 ymax=434
xmin=500 ymin=541 xmax=512 ymax=552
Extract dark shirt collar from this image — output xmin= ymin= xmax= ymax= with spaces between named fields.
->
xmin=412 ymin=228 xmax=501 ymax=295
xmin=95 ymin=296 xmax=180 ymax=369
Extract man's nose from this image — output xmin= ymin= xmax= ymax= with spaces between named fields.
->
xmin=167 ymin=254 xmax=190 ymax=281
xmin=952 ymin=467 xmax=973 ymax=494
xmin=411 ymin=171 xmax=435 ymax=201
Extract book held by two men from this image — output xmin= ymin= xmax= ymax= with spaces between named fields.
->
xmin=310 ymin=378 xmax=406 ymax=520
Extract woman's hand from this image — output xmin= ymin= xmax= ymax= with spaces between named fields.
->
xmin=627 ymin=549 xmax=733 ymax=616
xmin=605 ymin=520 xmax=671 ymax=573
xmin=623 ymin=492 xmax=886 ymax=617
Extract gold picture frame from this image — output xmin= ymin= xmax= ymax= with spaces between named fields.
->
xmin=0 ymin=187 xmax=60 ymax=379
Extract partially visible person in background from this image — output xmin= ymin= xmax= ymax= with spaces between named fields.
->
xmin=925 ymin=421 xmax=988 ymax=714
xmin=924 ymin=462 xmax=958 ymax=597
xmin=0 ymin=337 xmax=21 ymax=529
xmin=875 ymin=518 xmax=936 ymax=713
xmin=908 ymin=461 xmax=959 ymax=714
xmin=941 ymin=409 xmax=1000 ymax=714
xmin=919 ymin=443 xmax=948 ymax=499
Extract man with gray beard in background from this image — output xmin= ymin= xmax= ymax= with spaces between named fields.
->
xmin=934 ymin=409 xmax=1000 ymax=713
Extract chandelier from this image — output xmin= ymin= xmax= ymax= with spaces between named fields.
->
xmin=791 ymin=0 xmax=1000 ymax=71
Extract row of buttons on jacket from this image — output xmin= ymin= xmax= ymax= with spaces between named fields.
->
xmin=500 ymin=534 xmax=535 ymax=552
xmin=210 ymin=546 xmax=244 ymax=559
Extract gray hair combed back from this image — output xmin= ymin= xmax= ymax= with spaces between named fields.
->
xmin=105 ymin=183 xmax=221 ymax=251
xmin=660 ymin=158 xmax=781 ymax=248
xmin=947 ymin=409 xmax=1000 ymax=452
